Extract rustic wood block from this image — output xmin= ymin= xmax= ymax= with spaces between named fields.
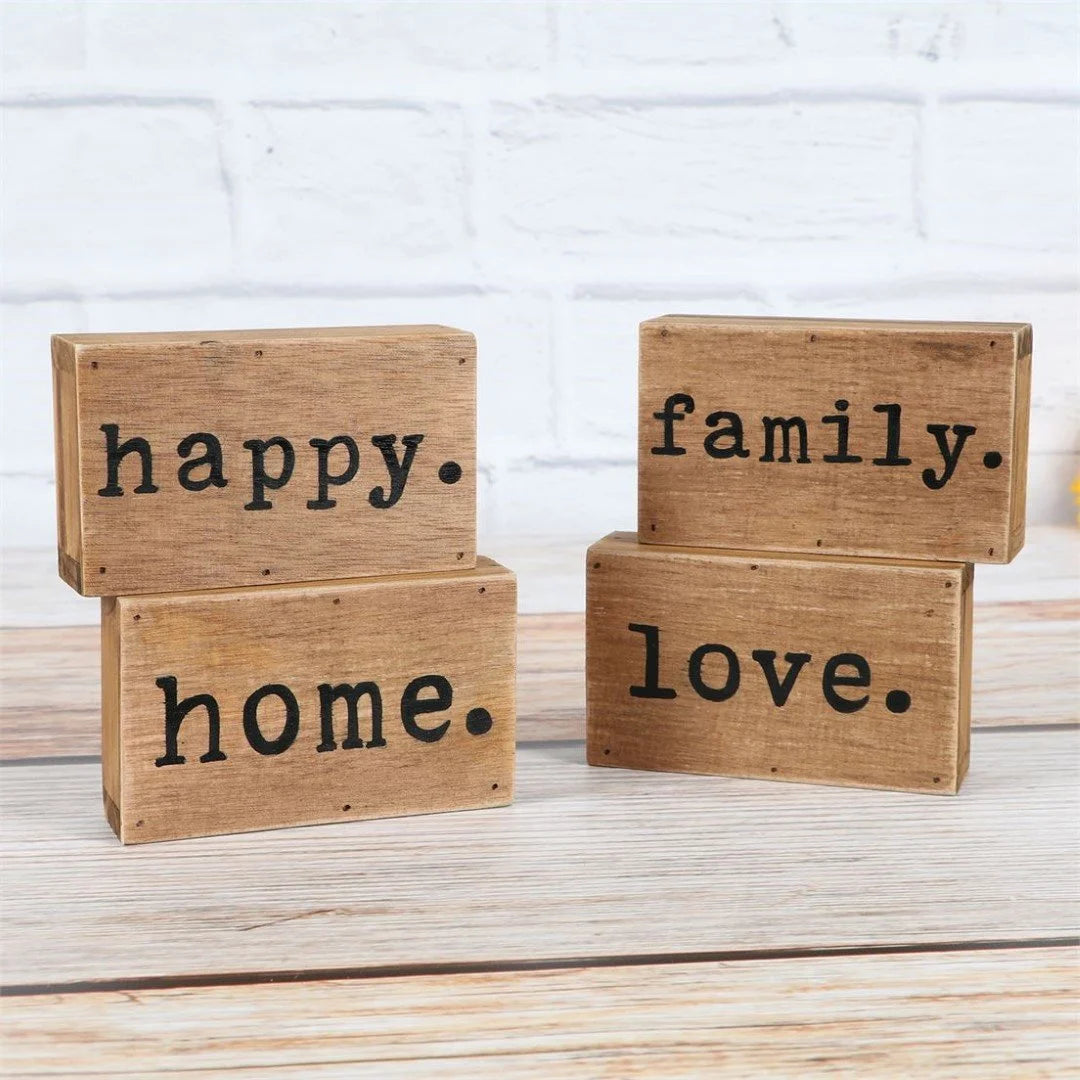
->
xmin=639 ymin=315 xmax=1031 ymax=563
xmin=101 ymin=558 xmax=515 ymax=843
xmin=586 ymin=533 xmax=973 ymax=794
xmin=53 ymin=325 xmax=476 ymax=596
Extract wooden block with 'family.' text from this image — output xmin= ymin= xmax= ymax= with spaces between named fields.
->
xmin=639 ymin=315 xmax=1031 ymax=563
xmin=586 ymin=533 xmax=972 ymax=795
xmin=53 ymin=325 xmax=477 ymax=596
xmin=102 ymin=558 xmax=515 ymax=843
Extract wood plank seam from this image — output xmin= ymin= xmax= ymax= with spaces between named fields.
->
xmin=4 ymin=936 xmax=1077 ymax=999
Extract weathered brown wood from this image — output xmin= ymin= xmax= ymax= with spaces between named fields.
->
xmin=1 ymin=730 xmax=1075 ymax=987
xmin=587 ymin=533 xmax=973 ymax=794
xmin=3 ymin=948 xmax=1076 ymax=1078
xmin=52 ymin=325 xmax=477 ymax=596
xmin=102 ymin=559 xmax=516 ymax=843
xmin=1 ymin=602 xmax=1076 ymax=760
xmin=101 ymin=596 xmax=121 ymax=837
xmin=639 ymin=314 xmax=1031 ymax=563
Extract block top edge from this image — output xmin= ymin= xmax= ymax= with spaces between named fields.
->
xmin=640 ymin=314 xmax=1032 ymax=341
xmin=591 ymin=531 xmax=969 ymax=575
xmin=52 ymin=325 xmax=475 ymax=348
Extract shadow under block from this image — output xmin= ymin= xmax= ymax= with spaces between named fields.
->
xmin=53 ymin=325 xmax=477 ymax=596
xmin=101 ymin=558 xmax=516 ymax=843
xmin=639 ymin=315 xmax=1031 ymax=564
xmin=586 ymin=534 xmax=973 ymax=795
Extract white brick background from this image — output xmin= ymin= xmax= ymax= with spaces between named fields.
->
xmin=2 ymin=0 xmax=1078 ymax=554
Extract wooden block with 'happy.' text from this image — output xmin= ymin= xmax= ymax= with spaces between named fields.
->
xmin=53 ymin=325 xmax=477 ymax=596
xmin=101 ymin=558 xmax=515 ymax=843
xmin=586 ymin=533 xmax=973 ymax=795
xmin=639 ymin=315 xmax=1031 ymax=563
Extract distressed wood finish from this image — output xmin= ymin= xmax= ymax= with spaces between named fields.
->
xmin=52 ymin=325 xmax=477 ymax=596
xmin=3 ymin=948 xmax=1075 ymax=1078
xmin=639 ymin=315 xmax=1031 ymax=563
xmin=2 ymin=532 xmax=1076 ymax=1076
xmin=102 ymin=559 xmax=516 ymax=843
xmin=1 ymin=730 xmax=1075 ymax=986
xmin=2 ymin=595 xmax=1076 ymax=1073
xmin=587 ymin=533 xmax=973 ymax=794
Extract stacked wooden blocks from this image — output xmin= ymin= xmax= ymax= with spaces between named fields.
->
xmin=53 ymin=326 xmax=516 ymax=843
xmin=587 ymin=316 xmax=1032 ymax=794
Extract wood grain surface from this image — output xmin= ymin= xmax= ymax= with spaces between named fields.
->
xmin=1 ymin=593 xmax=1077 ymax=1075
xmin=52 ymin=325 xmax=477 ymax=595
xmin=3 ymin=947 xmax=1075 ymax=1078
xmin=2 ymin=728 xmax=1075 ymax=988
xmin=587 ymin=533 xmax=973 ymax=794
xmin=639 ymin=315 xmax=1031 ymax=563
xmin=101 ymin=560 xmax=516 ymax=843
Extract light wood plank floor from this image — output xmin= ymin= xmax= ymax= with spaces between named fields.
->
xmin=1 ymin=529 xmax=1078 ymax=1077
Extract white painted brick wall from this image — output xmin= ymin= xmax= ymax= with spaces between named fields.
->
xmin=486 ymin=100 xmax=920 ymax=250
xmin=2 ymin=0 xmax=1078 ymax=553
xmin=4 ymin=102 xmax=232 ymax=288
xmin=234 ymin=102 xmax=471 ymax=282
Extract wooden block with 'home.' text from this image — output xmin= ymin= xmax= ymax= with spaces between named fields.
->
xmin=586 ymin=533 xmax=972 ymax=795
xmin=639 ymin=315 xmax=1031 ymax=563
xmin=102 ymin=558 xmax=515 ymax=843
xmin=53 ymin=325 xmax=477 ymax=596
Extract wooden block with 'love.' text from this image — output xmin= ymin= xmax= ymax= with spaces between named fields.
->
xmin=586 ymin=533 xmax=973 ymax=795
xmin=101 ymin=558 xmax=515 ymax=843
xmin=53 ymin=325 xmax=477 ymax=596
xmin=639 ymin=315 xmax=1031 ymax=563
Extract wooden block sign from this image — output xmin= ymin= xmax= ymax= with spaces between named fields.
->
xmin=101 ymin=558 xmax=515 ymax=843
xmin=639 ymin=315 xmax=1031 ymax=563
xmin=587 ymin=533 xmax=972 ymax=794
xmin=53 ymin=325 xmax=477 ymax=596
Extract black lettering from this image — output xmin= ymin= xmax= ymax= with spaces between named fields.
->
xmin=821 ymin=653 xmax=871 ymax=713
xmin=177 ymin=432 xmax=228 ymax=491
xmin=751 ymin=650 xmax=812 ymax=706
xmin=369 ymin=434 xmax=422 ymax=509
xmin=760 ymin=416 xmax=810 ymax=463
xmin=243 ymin=683 xmax=301 ymax=755
xmin=688 ymin=643 xmax=740 ymax=702
xmin=821 ymin=400 xmax=863 ymax=464
xmin=317 ymin=681 xmax=383 ymax=751
xmin=650 ymin=393 xmax=695 ymax=456
xmin=308 ymin=435 xmax=360 ymax=510
xmin=243 ymin=437 xmax=295 ymax=510
xmin=98 ymin=424 xmax=157 ymax=497
xmin=154 ymin=675 xmax=226 ymax=766
xmin=922 ymin=423 xmax=976 ymax=490
xmin=400 ymin=674 xmax=452 ymax=742
xmin=872 ymin=404 xmax=912 ymax=466
xmin=628 ymin=622 xmax=677 ymax=699
xmin=703 ymin=410 xmax=750 ymax=459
